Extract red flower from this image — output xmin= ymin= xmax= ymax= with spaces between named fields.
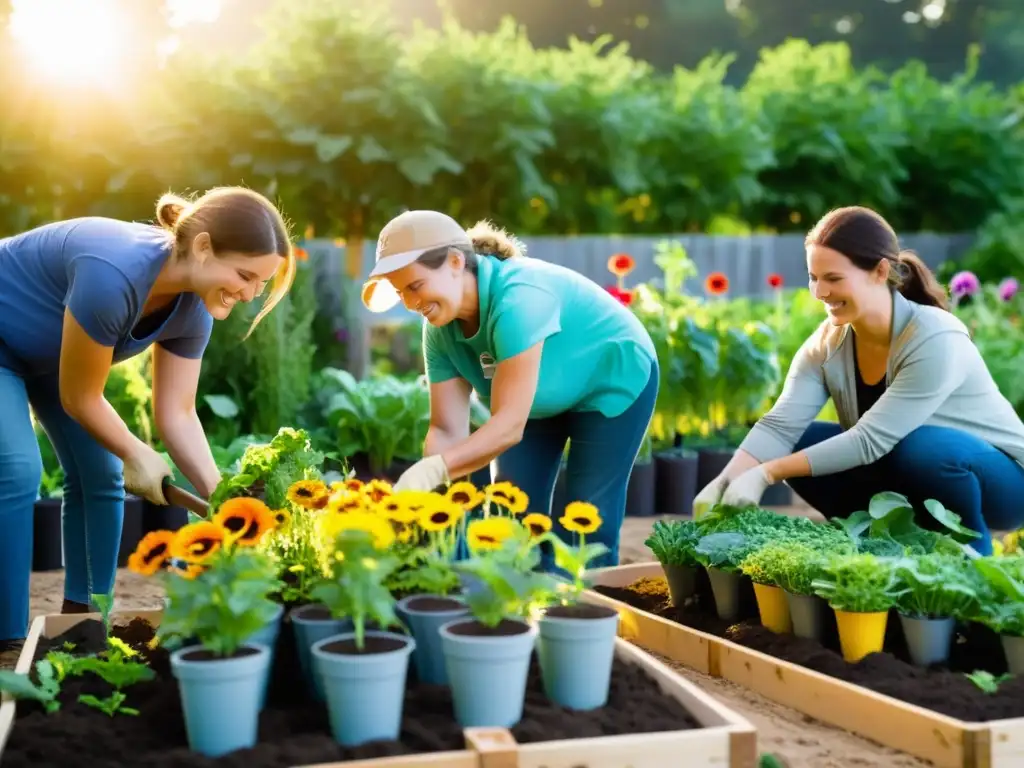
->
xmin=607 ymin=253 xmax=635 ymax=278
xmin=605 ymin=285 xmax=634 ymax=307
xmin=767 ymin=273 xmax=783 ymax=289
xmin=705 ymin=272 xmax=729 ymax=296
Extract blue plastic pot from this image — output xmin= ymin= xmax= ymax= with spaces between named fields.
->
xmin=537 ymin=604 xmax=620 ymax=710
xmin=170 ymin=643 xmax=270 ymax=758
xmin=290 ymin=603 xmax=351 ymax=701
xmin=440 ymin=617 xmax=537 ymax=728
xmin=396 ymin=593 xmax=469 ymax=686
xmin=247 ymin=603 xmax=285 ymax=709
xmin=312 ymin=631 xmax=416 ymax=747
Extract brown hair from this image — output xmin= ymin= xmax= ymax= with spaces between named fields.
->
xmin=155 ymin=187 xmax=296 ymax=335
xmin=805 ymin=206 xmax=949 ymax=310
xmin=416 ymin=219 xmax=525 ymax=273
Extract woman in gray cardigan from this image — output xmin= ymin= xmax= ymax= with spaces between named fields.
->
xmin=695 ymin=206 xmax=1024 ymax=554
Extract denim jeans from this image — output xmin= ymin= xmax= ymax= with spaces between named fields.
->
xmin=1 ymin=367 xmax=125 ymax=641
xmin=789 ymin=421 xmax=1024 ymax=556
xmin=486 ymin=361 xmax=659 ymax=570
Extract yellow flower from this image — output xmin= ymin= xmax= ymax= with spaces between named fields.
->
xmin=213 ymin=497 xmax=277 ymax=546
xmin=418 ymin=499 xmax=464 ymax=532
xmin=467 ymin=516 xmax=517 ymax=551
xmin=386 ymin=490 xmax=437 ymax=523
xmin=522 ymin=513 xmax=552 ymax=538
xmin=361 ymin=479 xmax=393 ymax=504
xmin=446 ymin=481 xmax=484 ymax=510
xmin=170 ymin=521 xmax=226 ymax=562
xmin=1002 ymin=530 xmax=1020 ymax=555
xmin=272 ymin=508 xmax=292 ymax=530
xmin=286 ymin=479 xmax=329 ymax=510
xmin=485 ymin=481 xmax=528 ymax=514
xmin=337 ymin=478 xmax=364 ymax=493
xmin=327 ymin=490 xmax=370 ymax=515
xmin=378 ymin=495 xmax=418 ymax=524
xmin=321 ymin=511 xmax=396 ymax=550
xmin=127 ymin=530 xmax=175 ymax=576
xmin=559 ymin=501 xmax=602 ymax=535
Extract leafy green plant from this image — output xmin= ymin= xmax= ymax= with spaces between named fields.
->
xmin=645 ymin=519 xmax=702 ymax=567
xmin=811 ymin=553 xmax=905 ymax=613
xmin=972 ymin=557 xmax=1024 ymax=636
xmin=0 ymin=659 xmax=63 ymax=714
xmin=694 ymin=532 xmax=750 ymax=572
xmin=966 ymin=670 xmax=1013 ymax=694
xmin=774 ymin=544 xmax=829 ymax=597
xmin=312 ymin=529 xmax=403 ymax=650
xmin=892 ymin=553 xmax=980 ymax=620
xmin=209 ymin=427 xmax=325 ymax=510
xmin=740 ymin=542 xmax=797 ymax=587
xmin=158 ymin=547 xmax=284 ymax=657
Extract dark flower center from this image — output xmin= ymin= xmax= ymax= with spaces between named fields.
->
xmin=572 ymin=516 xmax=590 ymax=527
xmin=296 ymin=487 xmax=313 ymax=498
xmin=476 ymin=535 xmax=497 ymax=544
xmin=191 ymin=538 xmax=219 ymax=555
xmin=452 ymin=492 xmax=470 ymax=504
xmin=430 ymin=512 xmax=450 ymax=525
xmin=223 ymin=516 xmax=247 ymax=532
xmin=144 ymin=543 xmax=168 ymax=563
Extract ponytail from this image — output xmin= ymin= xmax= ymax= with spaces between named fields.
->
xmin=894 ymin=250 xmax=949 ymax=311
xmin=466 ymin=220 xmax=525 ymax=260
xmin=155 ymin=193 xmax=189 ymax=231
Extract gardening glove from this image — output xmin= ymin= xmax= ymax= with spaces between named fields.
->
xmin=692 ymin=473 xmax=729 ymax=519
xmin=719 ymin=465 xmax=771 ymax=508
xmin=394 ymin=455 xmax=451 ymax=492
xmin=123 ymin=443 xmax=173 ymax=505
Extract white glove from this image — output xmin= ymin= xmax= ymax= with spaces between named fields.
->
xmin=692 ymin=473 xmax=729 ymax=519
xmin=123 ymin=445 xmax=172 ymax=505
xmin=719 ymin=465 xmax=771 ymax=508
xmin=393 ymin=455 xmax=451 ymax=492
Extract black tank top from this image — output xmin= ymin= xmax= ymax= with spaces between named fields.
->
xmin=852 ymin=333 xmax=887 ymax=416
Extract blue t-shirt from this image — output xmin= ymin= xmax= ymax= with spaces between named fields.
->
xmin=423 ymin=254 xmax=656 ymax=419
xmin=0 ymin=217 xmax=213 ymax=376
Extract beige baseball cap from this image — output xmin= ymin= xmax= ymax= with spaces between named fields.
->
xmin=361 ymin=210 xmax=473 ymax=312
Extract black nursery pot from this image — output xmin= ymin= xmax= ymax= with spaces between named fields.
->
xmin=654 ymin=448 xmax=699 ymax=516
xmin=625 ymin=458 xmax=656 ymax=517
xmin=32 ymin=497 xmax=63 ymax=572
xmin=141 ymin=499 xmax=188 ymax=536
xmin=118 ymin=495 xmax=144 ymax=568
xmin=696 ymin=448 xmax=734 ymax=491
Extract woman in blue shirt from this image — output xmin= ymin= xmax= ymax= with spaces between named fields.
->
xmin=361 ymin=210 xmax=658 ymax=568
xmin=0 ymin=186 xmax=296 ymax=648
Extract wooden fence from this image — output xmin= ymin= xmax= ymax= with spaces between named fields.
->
xmin=300 ymin=232 xmax=975 ymax=373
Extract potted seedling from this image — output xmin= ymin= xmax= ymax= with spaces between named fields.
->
xmin=645 ymin=518 xmax=702 ymax=605
xmin=694 ymin=532 xmax=749 ymax=621
xmin=536 ymin=502 xmax=619 ymax=710
xmin=156 ymin=520 xmax=283 ymax=758
xmin=390 ymin=490 xmax=469 ymax=686
xmin=973 ymin=556 xmax=1024 ymax=673
xmin=443 ymin=517 xmax=558 ymax=728
xmin=892 ymin=552 xmax=979 ymax=666
xmin=812 ymin=553 xmax=905 ymax=663
xmin=626 ymin=434 xmax=657 ymax=517
xmin=739 ymin=543 xmax=794 ymax=634
xmin=310 ymin=519 xmax=414 ymax=748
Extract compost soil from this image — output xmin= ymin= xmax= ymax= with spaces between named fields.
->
xmin=597 ymin=574 xmax=1024 ymax=722
xmin=3 ymin=614 xmax=699 ymax=767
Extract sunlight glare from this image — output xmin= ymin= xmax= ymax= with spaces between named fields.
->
xmin=10 ymin=0 xmax=128 ymax=87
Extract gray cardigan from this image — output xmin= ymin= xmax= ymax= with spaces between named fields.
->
xmin=740 ymin=291 xmax=1024 ymax=475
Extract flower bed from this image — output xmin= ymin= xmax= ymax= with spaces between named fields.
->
xmin=0 ymin=610 xmax=755 ymax=768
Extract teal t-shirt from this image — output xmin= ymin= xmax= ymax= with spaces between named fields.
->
xmin=422 ymin=254 xmax=656 ymax=419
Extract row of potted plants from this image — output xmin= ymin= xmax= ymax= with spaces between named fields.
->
xmin=646 ymin=492 xmax=1024 ymax=670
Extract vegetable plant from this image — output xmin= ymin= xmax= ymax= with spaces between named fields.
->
xmin=645 ymin=519 xmax=701 ymax=567
xmin=694 ymin=532 xmax=750 ymax=572
xmin=811 ymin=553 xmax=905 ymax=613
xmin=892 ymin=553 xmax=980 ymax=620
xmin=209 ymin=427 xmax=325 ymax=510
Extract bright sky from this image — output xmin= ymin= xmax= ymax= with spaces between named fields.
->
xmin=8 ymin=0 xmax=223 ymax=87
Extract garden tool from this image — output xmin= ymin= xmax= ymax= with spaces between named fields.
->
xmin=161 ymin=477 xmax=210 ymax=517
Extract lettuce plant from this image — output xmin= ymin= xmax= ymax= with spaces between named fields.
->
xmin=892 ymin=552 xmax=981 ymax=620
xmin=973 ymin=557 xmax=1024 ymax=636
xmin=645 ymin=519 xmax=701 ymax=567
xmin=694 ymin=532 xmax=750 ymax=573
xmin=811 ymin=553 xmax=906 ymax=613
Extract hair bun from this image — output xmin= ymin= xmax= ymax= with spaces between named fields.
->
xmin=155 ymin=193 xmax=189 ymax=230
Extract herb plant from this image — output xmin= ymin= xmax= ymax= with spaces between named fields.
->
xmin=645 ymin=519 xmax=701 ymax=567
xmin=209 ymin=427 xmax=324 ymax=510
xmin=811 ymin=553 xmax=905 ymax=613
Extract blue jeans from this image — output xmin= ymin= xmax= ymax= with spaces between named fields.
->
xmin=789 ymin=421 xmax=1024 ymax=556
xmin=1 ymin=367 xmax=125 ymax=641
xmin=489 ymin=362 xmax=659 ymax=570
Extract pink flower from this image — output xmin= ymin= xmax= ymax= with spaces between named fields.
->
xmin=999 ymin=277 xmax=1019 ymax=302
xmin=950 ymin=271 xmax=981 ymax=298
xmin=605 ymin=285 xmax=634 ymax=307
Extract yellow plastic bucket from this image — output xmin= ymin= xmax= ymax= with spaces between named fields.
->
xmin=753 ymin=583 xmax=792 ymax=634
xmin=834 ymin=609 xmax=889 ymax=663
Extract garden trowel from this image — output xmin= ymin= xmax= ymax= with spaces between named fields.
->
xmin=161 ymin=477 xmax=210 ymax=518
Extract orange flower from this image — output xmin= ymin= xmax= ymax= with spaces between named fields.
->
xmin=170 ymin=522 xmax=225 ymax=562
xmin=705 ymin=272 xmax=729 ymax=296
xmin=127 ymin=530 xmax=175 ymax=576
xmin=361 ymin=479 xmax=393 ymax=504
xmin=607 ymin=253 xmax=635 ymax=278
xmin=213 ymin=497 xmax=277 ymax=546
xmin=293 ymin=246 xmax=309 ymax=262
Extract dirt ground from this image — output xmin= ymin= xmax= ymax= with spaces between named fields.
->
xmin=7 ymin=504 xmax=932 ymax=767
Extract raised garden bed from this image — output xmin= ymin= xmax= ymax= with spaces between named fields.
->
xmin=585 ymin=562 xmax=1024 ymax=768
xmin=0 ymin=609 xmax=757 ymax=768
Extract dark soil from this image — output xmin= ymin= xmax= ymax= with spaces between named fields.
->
xmin=402 ymin=596 xmax=464 ymax=613
xmin=3 ymin=614 xmax=700 ymax=767
xmin=445 ymin=618 xmax=529 ymax=638
xmin=596 ymin=573 xmax=1024 ymax=722
xmin=545 ymin=604 xmax=618 ymax=620
xmin=321 ymin=636 xmax=408 ymax=655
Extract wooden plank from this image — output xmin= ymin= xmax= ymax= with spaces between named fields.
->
xmin=584 ymin=564 xmax=1024 ymax=768
xmin=304 ymin=753 xmax=479 ymax=768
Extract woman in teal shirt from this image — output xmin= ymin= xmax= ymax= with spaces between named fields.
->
xmin=361 ymin=210 xmax=658 ymax=567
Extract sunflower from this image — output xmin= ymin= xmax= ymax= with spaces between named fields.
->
xmin=418 ymin=498 xmax=465 ymax=532
xmin=559 ymin=501 xmax=602 ymax=535
xmin=446 ymin=481 xmax=484 ymax=510
xmin=341 ymin=478 xmax=365 ymax=492
xmin=170 ymin=521 xmax=226 ymax=562
xmin=272 ymin=507 xmax=292 ymax=530
xmin=484 ymin=481 xmax=529 ymax=515
xmin=378 ymin=494 xmax=419 ymax=524
xmin=522 ymin=513 xmax=552 ymax=538
xmin=287 ymin=479 xmax=329 ymax=510
xmin=127 ymin=530 xmax=175 ymax=576
xmin=213 ymin=497 xmax=277 ymax=546
xmin=467 ymin=516 xmax=517 ymax=551
xmin=361 ymin=479 xmax=394 ymax=504
xmin=327 ymin=490 xmax=370 ymax=515
xmin=321 ymin=511 xmax=396 ymax=550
